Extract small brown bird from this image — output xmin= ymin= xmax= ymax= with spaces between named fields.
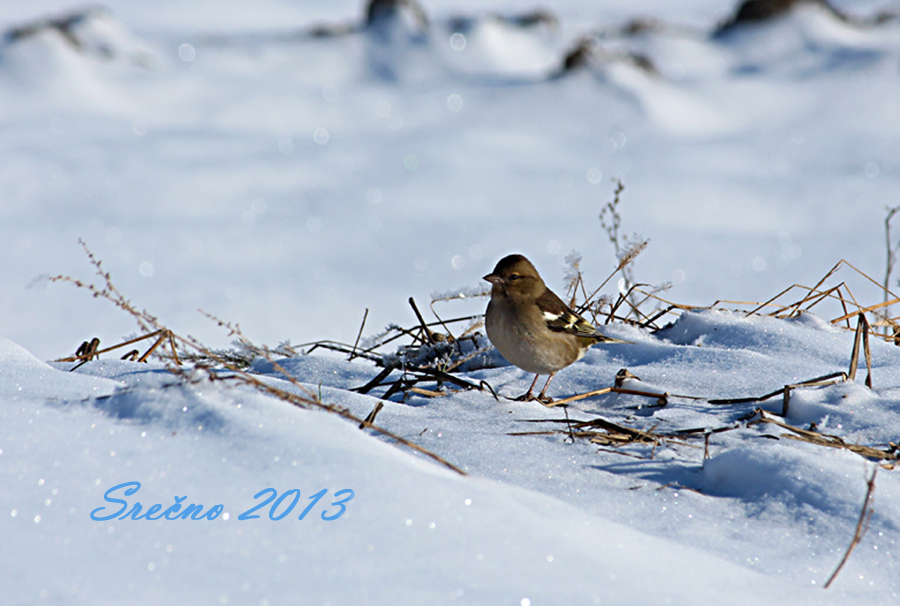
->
xmin=484 ymin=254 xmax=627 ymax=403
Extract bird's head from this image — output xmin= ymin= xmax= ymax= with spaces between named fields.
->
xmin=483 ymin=254 xmax=545 ymax=300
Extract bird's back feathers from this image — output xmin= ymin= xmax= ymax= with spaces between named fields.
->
xmin=536 ymin=289 xmax=628 ymax=343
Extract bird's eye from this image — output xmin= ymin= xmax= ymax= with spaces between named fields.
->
xmin=508 ymin=273 xmax=521 ymax=281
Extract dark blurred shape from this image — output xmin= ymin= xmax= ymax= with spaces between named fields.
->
xmin=716 ymin=0 xmax=846 ymax=34
xmin=365 ymin=0 xmax=429 ymax=32
xmin=556 ymin=35 xmax=656 ymax=78
xmin=5 ymin=5 xmax=111 ymax=54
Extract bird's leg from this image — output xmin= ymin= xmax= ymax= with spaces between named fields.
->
xmin=536 ymin=373 xmax=556 ymax=404
xmin=514 ymin=374 xmax=541 ymax=401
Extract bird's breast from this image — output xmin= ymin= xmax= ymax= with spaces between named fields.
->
xmin=485 ymin=297 xmax=583 ymax=375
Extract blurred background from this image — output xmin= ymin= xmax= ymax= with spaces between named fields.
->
xmin=1 ymin=0 xmax=897 ymax=359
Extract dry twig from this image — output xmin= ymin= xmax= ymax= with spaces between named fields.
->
xmin=824 ymin=467 xmax=878 ymax=589
xmin=50 ymin=242 xmax=467 ymax=476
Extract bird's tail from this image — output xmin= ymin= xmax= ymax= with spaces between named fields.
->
xmin=588 ymin=332 xmax=631 ymax=344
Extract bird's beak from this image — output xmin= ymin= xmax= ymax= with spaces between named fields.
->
xmin=483 ymin=273 xmax=501 ymax=285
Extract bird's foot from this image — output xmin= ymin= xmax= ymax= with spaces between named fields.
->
xmin=513 ymin=391 xmax=554 ymax=405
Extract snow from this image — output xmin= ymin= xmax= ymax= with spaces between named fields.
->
xmin=0 ymin=338 xmax=121 ymax=401
xmin=1 ymin=0 xmax=899 ymax=603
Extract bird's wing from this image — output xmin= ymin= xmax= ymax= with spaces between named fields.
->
xmin=536 ymin=288 xmax=629 ymax=343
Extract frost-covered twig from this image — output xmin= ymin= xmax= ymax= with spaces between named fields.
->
xmin=564 ymin=182 xmax=650 ymax=318
xmin=598 ymin=180 xmax=648 ymax=299
xmin=46 ymin=239 xmax=160 ymax=335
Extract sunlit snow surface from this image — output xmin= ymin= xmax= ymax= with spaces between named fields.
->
xmin=1 ymin=0 xmax=900 ymax=603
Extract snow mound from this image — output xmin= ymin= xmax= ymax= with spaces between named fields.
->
xmin=714 ymin=1 xmax=896 ymax=74
xmin=0 ymin=338 xmax=120 ymax=401
xmin=0 ymin=6 xmax=157 ymax=111
xmin=3 ymin=6 xmax=155 ymax=65
xmin=701 ymin=442 xmax=861 ymax=513
xmin=0 ymin=337 xmax=856 ymax=605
